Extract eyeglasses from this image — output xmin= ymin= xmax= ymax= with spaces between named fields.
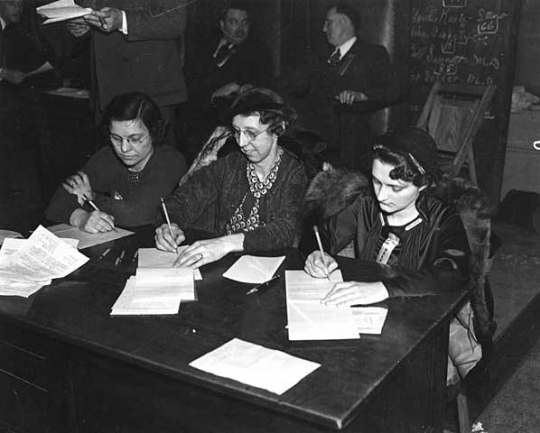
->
xmin=232 ymin=126 xmax=269 ymax=143
xmin=110 ymin=133 xmax=149 ymax=147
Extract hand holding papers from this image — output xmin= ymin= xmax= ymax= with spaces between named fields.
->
xmin=223 ymin=255 xmax=285 ymax=284
xmin=190 ymin=338 xmax=320 ymax=395
xmin=37 ymin=0 xmax=92 ymax=25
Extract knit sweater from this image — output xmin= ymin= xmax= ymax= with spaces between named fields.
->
xmin=165 ymin=148 xmax=307 ymax=252
xmin=46 ymin=145 xmax=186 ymax=227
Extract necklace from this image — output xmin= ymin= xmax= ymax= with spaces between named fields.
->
xmin=226 ymin=147 xmax=283 ymax=234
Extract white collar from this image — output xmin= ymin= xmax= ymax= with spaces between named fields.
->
xmin=333 ymin=36 xmax=357 ymax=59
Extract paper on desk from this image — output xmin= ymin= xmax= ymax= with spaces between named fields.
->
xmin=285 ymin=270 xmax=360 ymax=341
xmin=352 ymin=307 xmax=388 ymax=334
xmin=48 ymin=223 xmax=133 ymax=249
xmin=4 ymin=225 xmax=88 ymax=280
xmin=0 ymin=226 xmax=87 ymax=297
xmin=138 ymin=248 xmax=202 ymax=280
xmin=190 ymin=338 xmax=320 ymax=395
xmin=37 ymin=0 xmax=92 ymax=24
xmin=223 ymin=255 xmax=286 ymax=284
xmin=111 ymin=267 xmax=196 ymax=316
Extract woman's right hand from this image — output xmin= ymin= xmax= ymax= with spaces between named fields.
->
xmin=304 ymin=251 xmax=339 ymax=278
xmin=155 ymin=223 xmax=186 ymax=252
xmin=70 ymin=209 xmax=115 ymax=233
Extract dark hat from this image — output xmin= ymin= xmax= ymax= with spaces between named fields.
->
xmin=374 ymin=126 xmax=440 ymax=175
xmin=229 ymin=87 xmax=297 ymax=122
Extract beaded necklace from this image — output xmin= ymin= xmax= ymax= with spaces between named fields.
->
xmin=226 ymin=147 xmax=283 ymax=234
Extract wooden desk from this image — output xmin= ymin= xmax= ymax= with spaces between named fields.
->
xmin=0 ymin=231 xmax=467 ymax=433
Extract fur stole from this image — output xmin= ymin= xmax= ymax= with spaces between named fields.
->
xmin=304 ymin=166 xmax=496 ymax=344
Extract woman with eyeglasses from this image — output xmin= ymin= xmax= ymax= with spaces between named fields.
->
xmin=303 ymin=127 xmax=493 ymax=383
xmin=46 ymin=92 xmax=187 ymax=232
xmin=154 ymin=87 xmax=307 ymax=267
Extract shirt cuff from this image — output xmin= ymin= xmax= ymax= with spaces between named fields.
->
xmin=120 ymin=10 xmax=128 ymax=34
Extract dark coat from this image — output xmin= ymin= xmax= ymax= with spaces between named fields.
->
xmin=77 ymin=0 xmax=188 ymax=109
xmin=186 ymin=35 xmax=273 ymax=109
xmin=290 ymin=39 xmax=399 ymax=167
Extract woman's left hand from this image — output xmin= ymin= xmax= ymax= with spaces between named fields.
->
xmin=62 ymin=171 xmax=93 ymax=206
xmin=173 ymin=234 xmax=244 ymax=268
xmin=321 ymin=281 xmax=389 ymax=307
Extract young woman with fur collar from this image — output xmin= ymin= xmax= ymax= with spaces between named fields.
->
xmin=304 ymin=127 xmax=494 ymax=382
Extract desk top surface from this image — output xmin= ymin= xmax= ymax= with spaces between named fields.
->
xmin=0 ymin=229 xmax=467 ymax=430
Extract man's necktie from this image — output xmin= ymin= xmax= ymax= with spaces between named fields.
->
xmin=215 ymin=43 xmax=233 ymax=66
xmin=328 ymin=48 xmax=341 ymax=65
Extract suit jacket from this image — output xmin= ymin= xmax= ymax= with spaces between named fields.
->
xmin=291 ymin=39 xmax=399 ymax=166
xmin=186 ymin=36 xmax=273 ymax=107
xmin=77 ymin=0 xmax=187 ymax=109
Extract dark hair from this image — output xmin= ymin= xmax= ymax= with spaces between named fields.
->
xmin=372 ymin=127 xmax=441 ymax=187
xmin=328 ymin=3 xmax=361 ymax=32
xmin=219 ymin=1 xmax=250 ymax=22
xmin=230 ymin=87 xmax=297 ymax=137
xmin=101 ymin=92 xmax=165 ymax=146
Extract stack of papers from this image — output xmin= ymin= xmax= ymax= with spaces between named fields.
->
xmin=189 ymin=338 xmax=320 ymax=395
xmin=111 ymin=268 xmax=195 ymax=315
xmin=285 ymin=270 xmax=360 ymax=341
xmin=37 ymin=0 xmax=92 ymax=25
xmin=223 ymin=255 xmax=285 ymax=284
xmin=0 ymin=226 xmax=89 ymax=298
xmin=111 ymin=247 xmax=200 ymax=316
xmin=48 ymin=223 xmax=133 ymax=249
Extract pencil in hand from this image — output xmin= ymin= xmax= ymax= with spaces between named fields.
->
xmin=313 ymin=225 xmax=330 ymax=279
xmin=161 ymin=197 xmax=179 ymax=255
xmin=82 ymin=194 xmax=117 ymax=232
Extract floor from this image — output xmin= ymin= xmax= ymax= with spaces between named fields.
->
xmin=2 ymin=138 xmax=540 ymax=433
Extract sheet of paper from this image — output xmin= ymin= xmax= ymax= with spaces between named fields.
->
xmin=285 ymin=270 xmax=360 ymax=341
xmin=137 ymin=248 xmax=202 ymax=280
xmin=223 ymin=255 xmax=286 ymax=284
xmin=48 ymin=223 xmax=133 ymax=249
xmin=351 ymin=307 xmax=388 ymax=334
xmin=36 ymin=0 xmax=92 ymax=24
xmin=189 ymin=338 xmax=320 ymax=395
xmin=111 ymin=268 xmax=196 ymax=316
xmin=4 ymin=225 xmax=88 ymax=280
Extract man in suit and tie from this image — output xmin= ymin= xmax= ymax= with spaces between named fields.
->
xmin=291 ymin=3 xmax=399 ymax=170
xmin=183 ymin=1 xmax=273 ymax=159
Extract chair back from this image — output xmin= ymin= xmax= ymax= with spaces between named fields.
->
xmin=416 ymin=82 xmax=495 ymax=184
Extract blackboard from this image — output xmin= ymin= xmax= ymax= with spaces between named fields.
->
xmin=407 ymin=0 xmax=521 ymax=205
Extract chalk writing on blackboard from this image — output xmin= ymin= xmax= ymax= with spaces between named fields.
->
xmin=409 ymin=2 xmax=509 ymax=88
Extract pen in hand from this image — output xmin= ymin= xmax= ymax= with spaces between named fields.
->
xmin=160 ymin=197 xmax=179 ymax=255
xmin=313 ymin=225 xmax=330 ymax=279
xmin=246 ymin=275 xmax=281 ymax=295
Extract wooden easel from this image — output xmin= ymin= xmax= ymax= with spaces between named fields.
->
xmin=416 ymin=82 xmax=495 ymax=185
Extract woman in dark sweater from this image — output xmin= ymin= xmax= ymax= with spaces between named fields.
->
xmin=155 ymin=87 xmax=307 ymax=267
xmin=45 ymin=92 xmax=186 ymax=232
